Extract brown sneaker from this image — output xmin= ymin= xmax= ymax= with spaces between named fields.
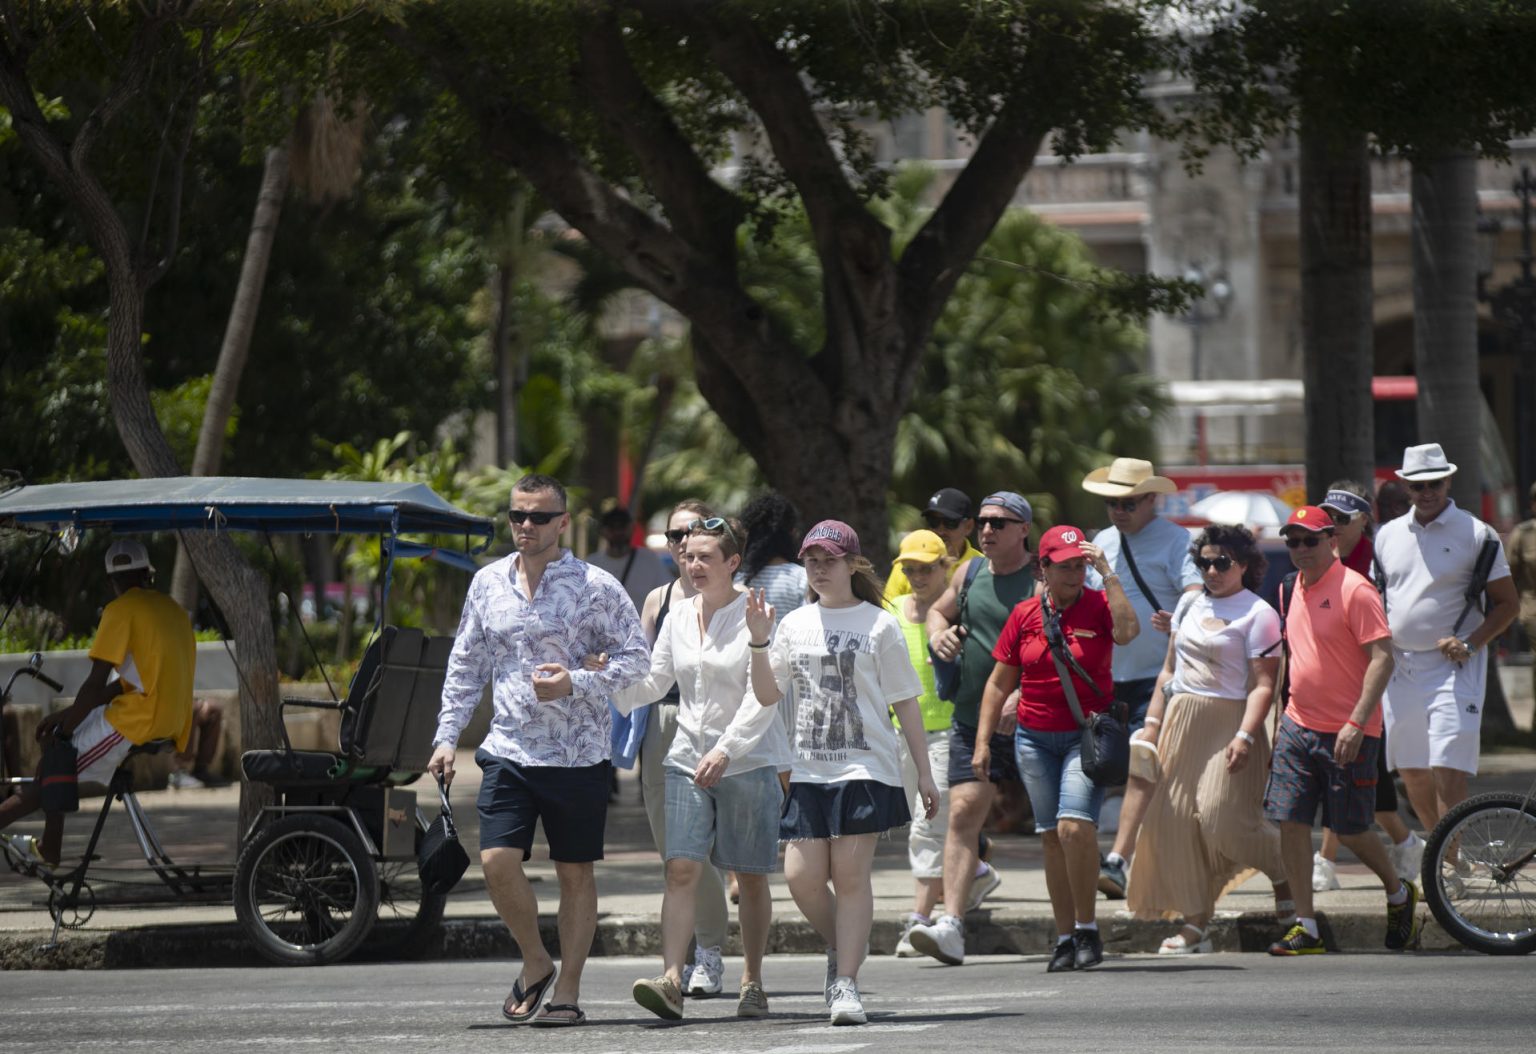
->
xmin=737 ymin=980 xmax=769 ymax=1018
xmin=632 ymin=975 xmax=684 ymax=1020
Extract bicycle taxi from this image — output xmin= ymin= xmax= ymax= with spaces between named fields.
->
xmin=0 ymin=476 xmax=493 ymax=964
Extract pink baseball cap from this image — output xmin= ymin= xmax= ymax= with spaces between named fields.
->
xmin=799 ymin=519 xmax=860 ymax=558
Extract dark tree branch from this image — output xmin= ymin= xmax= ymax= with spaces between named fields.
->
xmin=573 ymin=6 xmax=743 ymax=263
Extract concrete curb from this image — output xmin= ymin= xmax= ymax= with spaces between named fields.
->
xmin=0 ymin=909 xmax=1466 ymax=970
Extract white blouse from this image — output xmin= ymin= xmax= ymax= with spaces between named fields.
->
xmin=613 ymin=590 xmax=791 ymax=776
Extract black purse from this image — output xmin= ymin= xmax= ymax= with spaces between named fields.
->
xmin=418 ymin=771 xmax=470 ymax=895
xmin=1044 ymin=597 xmax=1130 ymax=787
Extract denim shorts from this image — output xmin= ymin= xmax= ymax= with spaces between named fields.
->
xmin=946 ymin=720 xmax=1021 ymax=786
xmin=1263 ymin=715 xmax=1380 ymax=837
xmin=1014 ymin=726 xmax=1104 ymax=833
xmin=664 ymin=764 xmax=783 ymax=873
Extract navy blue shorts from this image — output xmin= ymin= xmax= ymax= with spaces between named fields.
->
xmin=946 ymin=720 xmax=1021 ymax=786
xmin=474 ymin=749 xmax=610 ymax=862
xmin=780 ymin=780 xmax=910 ymax=840
xmin=1262 ymin=716 xmax=1380 ymax=837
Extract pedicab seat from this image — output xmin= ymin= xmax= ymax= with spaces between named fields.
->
xmin=240 ymin=626 xmax=452 ymax=788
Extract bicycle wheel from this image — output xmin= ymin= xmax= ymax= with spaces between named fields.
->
xmin=1422 ymin=790 xmax=1536 ymax=955
xmin=235 ymin=814 xmax=379 ymax=966
xmin=367 ymin=825 xmax=447 ymax=957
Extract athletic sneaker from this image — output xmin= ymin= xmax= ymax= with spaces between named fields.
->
xmin=906 ymin=914 xmax=965 ymax=965
xmin=1 ymin=833 xmax=50 ymax=869
xmin=167 ymin=770 xmax=205 ymax=790
xmin=1311 ymin=852 xmax=1341 ymax=892
xmin=736 ymin=980 xmax=769 ymax=1019
xmin=632 ymin=975 xmax=684 ymax=1020
xmin=894 ymin=912 xmax=927 ymax=958
xmin=684 ymin=945 xmax=723 ymax=997
xmin=1073 ymin=927 xmax=1104 ymax=969
xmin=1385 ymin=880 xmax=1420 ymax=950
xmin=1390 ymin=832 xmax=1426 ymax=884
xmin=1268 ymin=923 xmax=1326 ymax=956
xmin=1097 ymin=857 xmax=1127 ymax=900
xmin=965 ymin=863 xmax=1003 ymax=912
xmin=827 ymin=978 xmax=866 ymax=1026
xmin=1047 ymin=937 xmax=1076 ymax=973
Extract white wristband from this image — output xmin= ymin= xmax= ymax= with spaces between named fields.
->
xmin=1143 ymin=715 xmax=1161 ymax=727
xmin=1234 ymin=729 xmax=1255 ymax=745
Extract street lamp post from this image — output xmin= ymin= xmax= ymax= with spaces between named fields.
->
xmin=1477 ymin=165 xmax=1536 ymax=493
xmin=1180 ymin=262 xmax=1234 ymax=464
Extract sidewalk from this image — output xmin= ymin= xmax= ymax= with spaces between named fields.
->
xmin=4 ymin=748 xmax=1535 ymax=970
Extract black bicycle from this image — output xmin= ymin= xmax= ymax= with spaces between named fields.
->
xmin=1421 ymin=787 xmax=1536 ymax=955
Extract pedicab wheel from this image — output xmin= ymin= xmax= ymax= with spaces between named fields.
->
xmin=1422 ymin=791 xmax=1536 ymax=955
xmin=47 ymin=880 xmax=95 ymax=929
xmin=235 ymin=814 xmax=379 ymax=966
xmin=367 ymin=825 xmax=447 ymax=957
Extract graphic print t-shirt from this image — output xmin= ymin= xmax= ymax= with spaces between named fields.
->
xmin=768 ymin=601 xmax=923 ymax=787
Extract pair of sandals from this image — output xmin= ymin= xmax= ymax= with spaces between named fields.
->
xmin=502 ymin=966 xmax=585 ymax=1027
xmin=1158 ymin=898 xmax=1297 ymax=956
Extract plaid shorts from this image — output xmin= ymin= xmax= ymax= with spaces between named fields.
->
xmin=1263 ymin=714 xmax=1380 ymax=836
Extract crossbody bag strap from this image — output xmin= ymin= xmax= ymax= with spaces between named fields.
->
xmin=951 ymin=556 xmax=984 ymax=657
xmin=1042 ymin=594 xmax=1104 ymax=730
xmin=1118 ymin=532 xmax=1164 ymax=613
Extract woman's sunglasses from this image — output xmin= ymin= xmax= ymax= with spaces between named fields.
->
xmin=509 ymin=509 xmax=562 ymax=525
xmin=922 ymin=512 xmax=963 ymax=530
xmin=688 ymin=517 xmax=738 ymax=546
xmin=1327 ymin=511 xmax=1355 ymax=527
xmin=663 ymin=528 xmax=689 ymax=544
xmin=1194 ymin=555 xmax=1234 ymax=572
xmin=1284 ymin=534 xmax=1329 ymax=549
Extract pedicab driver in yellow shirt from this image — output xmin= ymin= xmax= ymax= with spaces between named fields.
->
xmin=0 ymin=539 xmax=194 ymax=867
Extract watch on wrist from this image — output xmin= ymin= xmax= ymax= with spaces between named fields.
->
xmin=1461 ymin=638 xmax=1478 ymax=655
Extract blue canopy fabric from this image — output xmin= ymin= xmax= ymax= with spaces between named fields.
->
xmin=0 ymin=477 xmax=495 ymax=551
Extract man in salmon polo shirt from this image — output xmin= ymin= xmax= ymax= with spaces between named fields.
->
xmin=1263 ymin=506 xmax=1419 ymax=956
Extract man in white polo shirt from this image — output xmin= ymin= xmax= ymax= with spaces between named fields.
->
xmin=1374 ymin=443 xmax=1519 ymax=841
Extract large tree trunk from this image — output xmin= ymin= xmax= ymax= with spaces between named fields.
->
xmin=170 ymin=144 xmax=292 ymax=613
xmin=491 ymin=260 xmax=518 ymax=466
xmin=1411 ymin=152 xmax=1483 ymax=510
xmin=1299 ymin=118 xmax=1375 ymax=496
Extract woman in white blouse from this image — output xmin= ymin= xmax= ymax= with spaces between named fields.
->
xmin=1126 ymin=524 xmax=1296 ymax=954
xmin=613 ymin=517 xmax=791 ymax=1022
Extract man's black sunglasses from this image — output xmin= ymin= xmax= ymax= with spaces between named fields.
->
xmin=1283 ymin=533 xmax=1330 ymax=549
xmin=509 ymin=509 xmax=563 ymax=525
xmin=976 ymin=516 xmax=1025 ymax=531
xmin=1103 ymin=497 xmax=1144 ymax=512
xmin=1407 ymin=479 xmax=1446 ymax=492
xmin=1194 ymin=555 xmax=1234 ymax=572
xmin=922 ymin=512 xmax=963 ymax=530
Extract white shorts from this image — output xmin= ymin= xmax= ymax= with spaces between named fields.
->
xmin=72 ymin=707 xmax=133 ymax=786
xmin=899 ymin=727 xmax=951 ymax=880
xmin=1382 ymin=646 xmax=1486 ymax=775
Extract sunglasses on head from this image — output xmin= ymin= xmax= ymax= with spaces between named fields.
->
xmin=922 ymin=512 xmax=963 ymax=530
xmin=1103 ymin=497 xmax=1143 ymax=512
xmin=1194 ymin=555 xmax=1234 ymax=572
xmin=509 ymin=509 xmax=562 ymax=525
xmin=976 ymin=516 xmax=1025 ymax=531
xmin=1407 ymin=479 xmax=1446 ymax=492
xmin=688 ymin=517 xmax=738 ymax=546
xmin=1284 ymin=533 xmax=1329 ymax=548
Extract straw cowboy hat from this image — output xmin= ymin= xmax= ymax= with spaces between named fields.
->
xmin=1082 ymin=457 xmax=1177 ymax=498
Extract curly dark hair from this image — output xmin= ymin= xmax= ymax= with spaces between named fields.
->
xmin=1190 ymin=524 xmax=1266 ymax=594
xmin=738 ymin=491 xmax=801 ymax=582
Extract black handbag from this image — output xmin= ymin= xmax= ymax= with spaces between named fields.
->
xmin=1043 ymin=596 xmax=1130 ymax=787
xmin=418 ymin=771 xmax=470 ymax=895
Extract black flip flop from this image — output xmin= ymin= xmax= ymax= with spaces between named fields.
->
xmin=502 ymin=966 xmax=557 ymax=1023
xmin=529 ymin=1003 xmax=586 ymax=1028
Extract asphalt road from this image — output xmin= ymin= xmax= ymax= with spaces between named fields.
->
xmin=1 ymin=953 xmax=1528 ymax=1053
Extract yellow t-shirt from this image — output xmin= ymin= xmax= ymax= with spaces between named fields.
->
xmin=885 ymin=540 xmax=983 ymax=600
xmin=89 ymin=587 xmax=196 ymax=751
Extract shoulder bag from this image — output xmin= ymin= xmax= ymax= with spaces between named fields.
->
xmin=1043 ymin=594 xmax=1129 ymax=787
xmin=931 ymin=557 xmax=983 ymax=701
xmin=418 ymin=770 xmax=470 ymax=895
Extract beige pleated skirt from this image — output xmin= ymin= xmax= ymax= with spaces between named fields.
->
xmin=1126 ymin=691 xmax=1286 ymax=921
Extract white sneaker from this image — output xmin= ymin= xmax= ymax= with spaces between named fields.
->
xmin=894 ymin=912 xmax=927 ymax=958
xmin=1312 ymin=852 xmax=1340 ymax=892
xmin=827 ymin=977 xmax=866 ymax=1026
xmin=965 ymin=862 xmax=1003 ymax=913
xmin=167 ymin=770 xmax=204 ymax=790
xmin=684 ymin=945 xmax=723 ymax=997
xmin=1390 ymin=832 xmax=1425 ymax=883
xmin=906 ymin=914 xmax=965 ymax=965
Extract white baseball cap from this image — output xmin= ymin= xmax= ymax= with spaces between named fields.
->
xmin=104 ymin=538 xmax=154 ymax=575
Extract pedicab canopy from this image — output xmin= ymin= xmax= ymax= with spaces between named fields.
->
xmin=0 ymin=477 xmax=496 ymax=560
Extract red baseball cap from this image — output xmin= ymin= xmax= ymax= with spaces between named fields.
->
xmin=1038 ymin=524 xmax=1091 ymax=563
xmin=1283 ymin=505 xmax=1333 ymax=533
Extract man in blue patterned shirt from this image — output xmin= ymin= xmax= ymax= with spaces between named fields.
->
xmin=430 ymin=474 xmax=650 ymax=1027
